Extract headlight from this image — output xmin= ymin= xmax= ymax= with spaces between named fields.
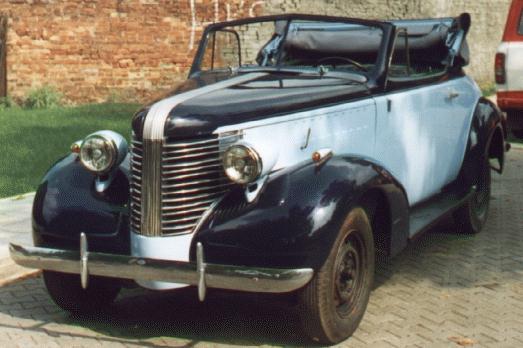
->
xmin=80 ymin=131 xmax=128 ymax=174
xmin=223 ymin=144 xmax=262 ymax=184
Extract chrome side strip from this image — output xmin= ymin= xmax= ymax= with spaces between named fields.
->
xmin=141 ymin=73 xmax=268 ymax=237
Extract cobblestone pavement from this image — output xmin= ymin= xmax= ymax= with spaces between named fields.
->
xmin=0 ymin=150 xmax=522 ymax=348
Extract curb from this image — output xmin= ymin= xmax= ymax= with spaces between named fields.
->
xmin=0 ymin=259 xmax=40 ymax=287
xmin=0 ymin=192 xmax=37 ymax=287
xmin=0 ymin=192 xmax=35 ymax=203
xmin=509 ymin=142 xmax=523 ymax=150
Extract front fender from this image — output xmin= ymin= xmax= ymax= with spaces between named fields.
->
xmin=32 ymin=154 xmax=130 ymax=254
xmin=193 ymin=155 xmax=408 ymax=270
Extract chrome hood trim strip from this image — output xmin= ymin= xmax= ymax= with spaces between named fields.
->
xmin=140 ymin=73 xmax=268 ymax=236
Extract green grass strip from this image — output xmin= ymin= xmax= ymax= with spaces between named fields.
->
xmin=0 ymin=103 xmax=139 ymax=198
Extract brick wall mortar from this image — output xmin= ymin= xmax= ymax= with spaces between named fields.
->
xmin=0 ymin=0 xmax=512 ymax=103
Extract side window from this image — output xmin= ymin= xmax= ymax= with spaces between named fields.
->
xmin=388 ymin=27 xmax=448 ymax=83
xmin=388 ymin=29 xmax=411 ymax=78
xmin=200 ymin=30 xmax=241 ymax=71
xmin=519 ymin=10 xmax=523 ymax=35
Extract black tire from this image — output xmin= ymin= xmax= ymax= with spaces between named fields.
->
xmin=298 ymin=207 xmax=375 ymax=345
xmin=43 ymin=271 xmax=121 ymax=314
xmin=453 ymin=155 xmax=491 ymax=234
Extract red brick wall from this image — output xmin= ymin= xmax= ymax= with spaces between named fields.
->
xmin=0 ymin=0 xmax=512 ymax=104
xmin=1 ymin=0 xmax=265 ymax=103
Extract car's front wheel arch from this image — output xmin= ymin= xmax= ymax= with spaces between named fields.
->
xmin=297 ymin=206 xmax=375 ymax=344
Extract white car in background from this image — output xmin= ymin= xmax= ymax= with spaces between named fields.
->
xmin=496 ymin=0 xmax=523 ymax=138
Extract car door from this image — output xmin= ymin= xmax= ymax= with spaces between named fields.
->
xmin=372 ymin=29 xmax=478 ymax=206
xmin=375 ymin=78 xmax=477 ymax=205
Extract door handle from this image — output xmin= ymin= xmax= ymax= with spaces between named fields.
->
xmin=447 ymin=90 xmax=460 ymax=100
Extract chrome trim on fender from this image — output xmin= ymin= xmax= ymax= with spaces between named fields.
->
xmin=9 ymin=242 xmax=314 ymax=297
xmin=192 ymin=197 xmax=224 ymax=235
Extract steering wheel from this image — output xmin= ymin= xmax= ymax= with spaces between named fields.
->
xmin=316 ymin=56 xmax=368 ymax=72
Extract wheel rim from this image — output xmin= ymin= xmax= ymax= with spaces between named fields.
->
xmin=333 ymin=230 xmax=366 ymax=318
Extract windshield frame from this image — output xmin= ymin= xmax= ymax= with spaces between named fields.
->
xmin=189 ymin=14 xmax=394 ymax=87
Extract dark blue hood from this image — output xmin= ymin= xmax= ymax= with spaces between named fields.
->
xmin=132 ymin=71 xmax=370 ymax=139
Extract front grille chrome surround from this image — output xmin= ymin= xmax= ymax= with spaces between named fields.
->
xmin=130 ymin=132 xmax=240 ymax=237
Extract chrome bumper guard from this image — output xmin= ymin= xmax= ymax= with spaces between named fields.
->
xmin=9 ymin=233 xmax=314 ymax=302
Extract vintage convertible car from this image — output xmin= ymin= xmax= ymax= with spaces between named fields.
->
xmin=10 ymin=13 xmax=507 ymax=344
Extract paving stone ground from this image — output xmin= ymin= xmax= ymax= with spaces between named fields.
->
xmin=0 ymin=149 xmax=522 ymax=347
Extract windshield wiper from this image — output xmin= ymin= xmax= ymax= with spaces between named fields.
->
xmin=236 ymin=66 xmax=367 ymax=84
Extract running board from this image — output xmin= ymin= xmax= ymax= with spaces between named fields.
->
xmin=409 ymin=189 xmax=474 ymax=239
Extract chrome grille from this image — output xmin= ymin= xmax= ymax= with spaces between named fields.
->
xmin=161 ymin=135 xmax=234 ymax=235
xmin=130 ymin=133 xmax=238 ymax=236
xmin=130 ymin=135 xmax=143 ymax=233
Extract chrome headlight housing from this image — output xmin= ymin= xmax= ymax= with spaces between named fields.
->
xmin=79 ymin=131 xmax=128 ymax=174
xmin=223 ymin=144 xmax=262 ymax=184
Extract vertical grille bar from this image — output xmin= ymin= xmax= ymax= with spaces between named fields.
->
xmin=141 ymin=139 xmax=163 ymax=236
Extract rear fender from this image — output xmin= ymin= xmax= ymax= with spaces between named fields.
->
xmin=460 ymin=98 xmax=506 ymax=183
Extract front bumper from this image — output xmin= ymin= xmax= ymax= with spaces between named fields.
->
xmin=9 ymin=233 xmax=314 ymax=301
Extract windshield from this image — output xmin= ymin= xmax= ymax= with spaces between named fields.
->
xmin=195 ymin=18 xmax=384 ymax=79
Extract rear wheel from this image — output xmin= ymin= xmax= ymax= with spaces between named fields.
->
xmin=43 ymin=271 xmax=121 ymax=314
xmin=298 ymin=207 xmax=375 ymax=344
xmin=453 ymin=155 xmax=491 ymax=234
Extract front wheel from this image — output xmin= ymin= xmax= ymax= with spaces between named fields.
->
xmin=453 ymin=155 xmax=491 ymax=234
xmin=43 ymin=271 xmax=121 ymax=314
xmin=298 ymin=207 xmax=375 ymax=345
